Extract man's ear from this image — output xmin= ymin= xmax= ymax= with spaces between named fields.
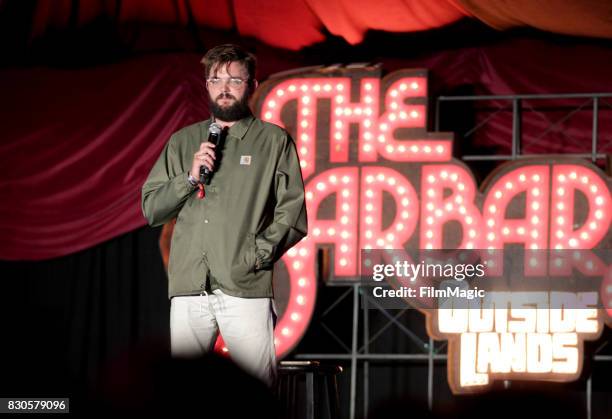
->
xmin=252 ymin=79 xmax=259 ymax=90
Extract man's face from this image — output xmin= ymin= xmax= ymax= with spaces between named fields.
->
xmin=206 ymin=61 xmax=253 ymax=122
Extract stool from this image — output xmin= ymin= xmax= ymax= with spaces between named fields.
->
xmin=276 ymin=360 xmax=342 ymax=419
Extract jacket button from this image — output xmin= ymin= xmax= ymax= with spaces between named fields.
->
xmin=202 ymin=251 xmax=207 ymax=257
xmin=204 ymin=219 xmax=209 ymax=223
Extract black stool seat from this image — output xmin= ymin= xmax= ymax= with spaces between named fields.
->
xmin=276 ymin=360 xmax=342 ymax=419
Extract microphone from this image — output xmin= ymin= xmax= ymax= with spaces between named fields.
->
xmin=200 ymin=122 xmax=222 ymax=185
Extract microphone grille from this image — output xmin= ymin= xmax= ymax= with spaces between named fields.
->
xmin=209 ymin=123 xmax=222 ymax=135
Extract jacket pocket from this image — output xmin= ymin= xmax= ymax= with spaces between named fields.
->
xmin=233 ymin=232 xmax=257 ymax=277
xmin=246 ymin=233 xmax=258 ymax=273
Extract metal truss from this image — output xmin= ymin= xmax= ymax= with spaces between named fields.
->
xmin=294 ymin=284 xmax=445 ymax=419
xmin=434 ymin=93 xmax=612 ymax=163
xmin=293 ymin=283 xmax=612 ymax=419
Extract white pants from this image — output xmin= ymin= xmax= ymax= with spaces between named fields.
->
xmin=170 ymin=289 xmax=277 ymax=387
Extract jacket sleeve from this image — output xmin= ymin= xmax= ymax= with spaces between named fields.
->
xmin=255 ymin=134 xmax=308 ymax=269
xmin=141 ymin=137 xmax=194 ymax=227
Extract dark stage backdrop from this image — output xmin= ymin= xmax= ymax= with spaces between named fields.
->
xmin=1 ymin=225 xmax=611 ymax=417
xmin=0 ymin=225 xmax=169 ymax=402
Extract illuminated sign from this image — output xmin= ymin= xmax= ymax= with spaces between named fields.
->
xmin=433 ymin=291 xmax=603 ymax=393
xmin=252 ymin=68 xmax=453 ymax=357
xmin=158 ymin=66 xmax=611 ymax=391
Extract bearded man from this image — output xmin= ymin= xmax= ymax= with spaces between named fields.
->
xmin=141 ymin=44 xmax=307 ymax=387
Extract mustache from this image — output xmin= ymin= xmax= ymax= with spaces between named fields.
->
xmin=216 ymin=93 xmax=237 ymax=101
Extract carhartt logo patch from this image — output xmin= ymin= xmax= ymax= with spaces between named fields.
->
xmin=240 ymin=155 xmax=252 ymax=165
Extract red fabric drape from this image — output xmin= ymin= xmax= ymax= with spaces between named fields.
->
xmin=2 ymin=38 xmax=612 ymax=260
xmin=458 ymin=0 xmax=612 ymax=39
xmin=0 ymin=55 xmax=208 ymax=259
xmin=30 ymin=0 xmax=468 ymax=50
xmin=302 ymin=0 xmax=467 ymax=44
xmin=31 ymin=0 xmax=327 ymax=50
xmin=29 ymin=0 xmax=612 ymax=51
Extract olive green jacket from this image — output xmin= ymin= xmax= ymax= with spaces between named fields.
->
xmin=142 ymin=115 xmax=307 ymax=298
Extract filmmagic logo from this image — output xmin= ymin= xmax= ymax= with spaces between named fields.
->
xmin=371 ymin=285 xmax=486 ymax=300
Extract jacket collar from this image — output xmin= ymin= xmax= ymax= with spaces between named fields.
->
xmin=206 ymin=114 xmax=254 ymax=141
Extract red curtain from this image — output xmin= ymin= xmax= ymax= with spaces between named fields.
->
xmin=0 ymin=54 xmax=208 ymax=259
xmin=458 ymin=0 xmax=612 ymax=39
xmin=29 ymin=0 xmax=612 ymax=51
xmin=302 ymin=0 xmax=466 ymax=44
xmin=30 ymin=0 xmax=467 ymax=49
xmin=31 ymin=0 xmax=327 ymax=50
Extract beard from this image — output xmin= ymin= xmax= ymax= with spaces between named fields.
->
xmin=209 ymin=92 xmax=252 ymax=122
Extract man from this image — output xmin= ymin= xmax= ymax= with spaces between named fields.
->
xmin=141 ymin=44 xmax=307 ymax=387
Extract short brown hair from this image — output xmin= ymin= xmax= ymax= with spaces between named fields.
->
xmin=201 ymin=44 xmax=257 ymax=81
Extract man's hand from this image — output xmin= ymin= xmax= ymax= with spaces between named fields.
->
xmin=191 ymin=142 xmax=216 ymax=180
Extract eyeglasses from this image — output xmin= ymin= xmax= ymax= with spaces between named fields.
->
xmin=206 ymin=77 xmax=248 ymax=88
